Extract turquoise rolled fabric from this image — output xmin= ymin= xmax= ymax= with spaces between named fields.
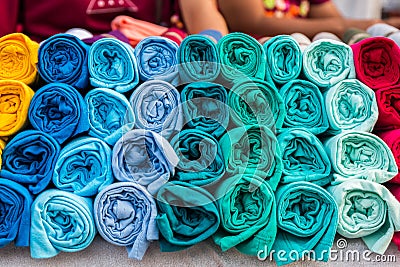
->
xmin=273 ymin=182 xmax=338 ymax=265
xmin=324 ymin=131 xmax=398 ymax=184
xmin=324 ymin=79 xmax=378 ymax=134
xmin=53 ymin=136 xmax=113 ymax=197
xmin=85 ymin=88 xmax=135 ymax=146
xmin=328 ymin=180 xmax=400 ymax=254
xmin=88 ymin=38 xmax=139 ymax=93
xmin=279 ymin=79 xmax=328 ymax=135
xmin=94 ymin=182 xmax=158 ymax=260
xmin=277 ymin=129 xmax=331 ymax=186
xmin=30 ymin=189 xmax=96 ymax=258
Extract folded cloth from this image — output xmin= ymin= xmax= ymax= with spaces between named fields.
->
xmin=180 ymin=82 xmax=229 ymax=138
xmin=30 ymin=189 xmax=96 ymax=258
xmin=53 ymin=136 xmax=113 ymax=197
xmin=0 ymin=178 xmax=32 ymax=247
xmin=279 ymin=79 xmax=328 ymax=135
xmin=367 ymin=23 xmax=400 ymax=46
xmin=0 ymin=130 xmax=60 ymax=194
xmin=88 ymin=38 xmax=139 ymax=93
xmin=0 ymin=139 xmax=4 ymax=168
xmin=327 ymin=180 xmax=400 ymax=254
xmin=312 ymin=32 xmax=341 ymax=42
xmin=129 ymin=80 xmax=182 ymax=140
xmin=218 ymin=32 xmax=266 ymax=81
xmin=343 ymin=28 xmax=372 ymax=45
xmin=324 ymin=79 xmax=378 ymax=134
xmin=82 ymin=30 xmax=130 ymax=45
xmin=112 ymin=129 xmax=179 ymax=195
xmin=351 ymin=37 xmax=400 ymax=90
xmin=213 ymin=174 xmax=276 ymax=256
xmin=156 ymin=181 xmax=219 ymax=252
xmin=273 ymin=181 xmax=338 ymax=266
xmin=28 ymin=83 xmax=89 ymax=144
xmin=277 ymin=129 xmax=331 ymax=186
xmin=0 ymin=33 xmax=39 ymax=84
xmin=290 ymin=33 xmax=311 ymax=52
xmin=377 ymin=130 xmax=400 ymax=183
xmin=303 ymin=39 xmax=355 ymax=89
xmin=85 ymin=88 xmax=135 ymax=146
xmin=0 ymin=80 xmax=34 ymax=137
xmin=219 ymin=125 xmax=282 ymax=191
xmin=37 ymin=33 xmax=90 ymax=89
xmin=324 ymin=131 xmax=398 ymax=184
xmin=386 ymin=184 xmax=400 ymax=250
xmin=94 ymin=182 xmax=158 ymax=260
xmin=374 ymin=85 xmax=400 ymax=131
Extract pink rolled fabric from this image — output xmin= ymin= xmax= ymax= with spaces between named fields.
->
xmin=374 ymin=86 xmax=400 ymax=131
xmin=378 ymin=130 xmax=400 ymax=183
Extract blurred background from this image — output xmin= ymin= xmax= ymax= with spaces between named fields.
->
xmin=333 ymin=0 xmax=400 ymax=19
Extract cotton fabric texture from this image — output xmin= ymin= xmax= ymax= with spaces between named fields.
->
xmin=374 ymin=85 xmax=400 ymax=131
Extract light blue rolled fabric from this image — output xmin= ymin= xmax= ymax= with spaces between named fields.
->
xmin=30 ymin=189 xmax=96 ymax=258
xmin=367 ymin=23 xmax=400 ymax=46
xmin=88 ymin=38 xmax=139 ymax=93
xmin=94 ymin=182 xmax=158 ymax=260
xmin=53 ymin=136 xmax=113 ymax=197
xmin=85 ymin=88 xmax=135 ymax=146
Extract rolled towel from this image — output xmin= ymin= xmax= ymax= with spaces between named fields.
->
xmin=38 ymin=33 xmax=90 ymax=89
xmin=343 ymin=28 xmax=371 ymax=45
xmin=312 ymin=32 xmax=341 ymax=42
xmin=273 ymin=181 xmax=338 ymax=265
xmin=0 ymin=130 xmax=60 ymax=194
xmin=290 ymin=33 xmax=311 ymax=52
xmin=0 ymin=80 xmax=34 ymax=137
xmin=28 ymin=83 xmax=89 ymax=144
xmin=94 ymin=182 xmax=158 ymax=260
xmin=328 ymin=180 xmax=400 ymax=254
xmin=374 ymin=86 xmax=400 ymax=131
xmin=0 ymin=33 xmax=39 ymax=84
xmin=156 ymin=181 xmax=219 ymax=252
xmin=30 ymin=189 xmax=96 ymax=258
xmin=85 ymin=88 xmax=135 ymax=146
xmin=377 ymin=130 xmax=400 ymax=183
xmin=0 ymin=139 xmax=4 ymax=168
xmin=279 ymin=79 xmax=328 ymax=135
xmin=367 ymin=23 xmax=400 ymax=46
xmin=53 ymin=136 xmax=113 ymax=197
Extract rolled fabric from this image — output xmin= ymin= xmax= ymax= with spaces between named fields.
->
xmin=53 ymin=136 xmax=113 ymax=197
xmin=82 ymin=30 xmax=130 ymax=45
xmin=156 ymin=181 xmax=219 ymax=252
xmin=277 ymin=129 xmax=331 ymax=186
xmin=0 ymin=80 xmax=34 ymax=137
xmin=0 ymin=33 xmax=39 ymax=84
xmin=94 ymin=182 xmax=158 ymax=260
xmin=161 ymin=27 xmax=187 ymax=46
xmin=328 ymin=180 xmax=400 ymax=254
xmin=28 ymin=83 xmax=89 ymax=144
xmin=378 ymin=129 xmax=400 ymax=183
xmin=65 ymin=28 xmax=93 ymax=40
xmin=30 ymin=189 xmax=96 ymax=258
xmin=112 ymin=129 xmax=179 ymax=195
xmin=367 ymin=23 xmax=400 ymax=46
xmin=303 ymin=39 xmax=355 ymax=89
xmin=0 ymin=178 xmax=32 ymax=247
xmin=324 ymin=131 xmax=398 ymax=184
xmin=279 ymin=79 xmax=328 ymax=135
xmin=37 ymin=33 xmax=90 ymax=89
xmin=386 ymin=184 xmax=400 ymax=250
xmin=324 ymin=79 xmax=378 ymax=134
xmin=290 ymin=33 xmax=311 ymax=52
xmin=273 ymin=182 xmax=338 ymax=265
xmin=0 ymin=130 xmax=60 ymax=194
xmin=343 ymin=28 xmax=371 ymax=45
xmin=88 ymin=38 xmax=139 ymax=93
xmin=0 ymin=139 xmax=4 ymax=168
xmin=374 ymin=86 xmax=400 ymax=131
xmin=85 ymin=88 xmax=134 ymax=146
xmin=312 ymin=32 xmax=341 ymax=42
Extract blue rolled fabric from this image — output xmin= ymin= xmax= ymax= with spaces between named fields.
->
xmin=94 ymin=182 xmax=158 ymax=260
xmin=88 ymin=38 xmax=139 ymax=93
xmin=85 ymin=88 xmax=135 ymax=146
xmin=0 ymin=130 xmax=60 ymax=194
xmin=28 ymin=83 xmax=89 ymax=144
xmin=198 ymin=29 xmax=223 ymax=42
xmin=37 ymin=33 xmax=90 ymax=89
xmin=53 ymin=136 xmax=113 ymax=197
xmin=30 ymin=189 xmax=96 ymax=258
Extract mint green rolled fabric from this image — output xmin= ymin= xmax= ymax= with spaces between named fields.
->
xmin=273 ymin=182 xmax=338 ymax=266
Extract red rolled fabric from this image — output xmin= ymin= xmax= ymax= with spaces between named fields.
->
xmin=378 ymin=130 xmax=400 ymax=183
xmin=386 ymin=183 xmax=400 ymax=250
xmin=375 ymin=86 xmax=400 ymax=131
xmin=161 ymin=27 xmax=187 ymax=46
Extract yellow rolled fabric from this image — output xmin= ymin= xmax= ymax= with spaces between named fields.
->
xmin=0 ymin=139 xmax=5 ymax=168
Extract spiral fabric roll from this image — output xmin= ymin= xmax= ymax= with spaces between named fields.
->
xmin=374 ymin=86 xmax=400 ymax=131
xmin=387 ymin=184 xmax=400 ymax=250
xmin=378 ymin=130 xmax=400 ymax=183
xmin=94 ymin=182 xmax=158 ymax=260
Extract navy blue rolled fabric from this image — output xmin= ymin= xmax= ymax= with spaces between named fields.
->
xmin=28 ymin=83 xmax=89 ymax=144
xmin=88 ymin=38 xmax=139 ymax=93
xmin=37 ymin=33 xmax=90 ymax=89
xmin=0 ymin=130 xmax=60 ymax=194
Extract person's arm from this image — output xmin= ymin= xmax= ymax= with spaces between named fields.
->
xmin=0 ymin=0 xmax=20 ymax=37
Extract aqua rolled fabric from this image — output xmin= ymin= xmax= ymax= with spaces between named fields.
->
xmin=0 ymin=130 xmax=60 ymax=194
xmin=85 ymin=88 xmax=135 ymax=146
xmin=88 ymin=38 xmax=139 ymax=93
xmin=28 ymin=83 xmax=89 ymax=144
xmin=273 ymin=182 xmax=338 ymax=265
xmin=94 ymin=182 xmax=158 ymax=260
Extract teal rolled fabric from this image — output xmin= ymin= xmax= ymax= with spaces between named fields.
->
xmin=273 ymin=182 xmax=338 ymax=266
xmin=277 ymin=129 xmax=331 ymax=186
xmin=279 ymin=79 xmax=328 ymax=135
xmin=328 ymin=180 xmax=400 ymax=254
